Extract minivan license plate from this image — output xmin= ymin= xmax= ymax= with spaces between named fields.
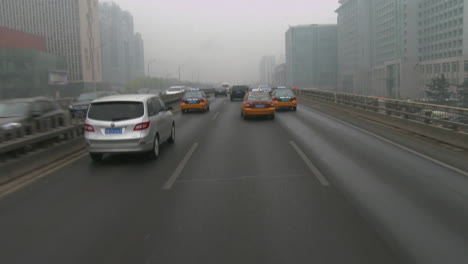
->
xmin=105 ymin=128 xmax=122 ymax=134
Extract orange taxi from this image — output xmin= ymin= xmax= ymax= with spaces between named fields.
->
xmin=241 ymin=92 xmax=275 ymax=120
xmin=271 ymin=88 xmax=297 ymax=111
xmin=181 ymin=90 xmax=210 ymax=113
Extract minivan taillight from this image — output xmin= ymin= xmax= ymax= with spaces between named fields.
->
xmin=134 ymin=121 xmax=150 ymax=131
xmin=84 ymin=123 xmax=95 ymax=132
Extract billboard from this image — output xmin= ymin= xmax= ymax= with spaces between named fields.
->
xmin=48 ymin=71 xmax=68 ymax=85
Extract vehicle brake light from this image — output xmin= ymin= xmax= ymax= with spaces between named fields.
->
xmin=244 ymin=103 xmax=252 ymax=108
xmin=134 ymin=121 xmax=150 ymax=131
xmin=273 ymin=97 xmax=278 ymax=101
xmin=199 ymin=99 xmax=205 ymax=103
xmin=84 ymin=123 xmax=95 ymax=132
xmin=269 ymin=102 xmax=275 ymax=107
xmin=293 ymin=97 xmax=297 ymax=101
xmin=181 ymin=99 xmax=185 ymax=103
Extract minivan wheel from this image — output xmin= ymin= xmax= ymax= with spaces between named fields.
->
xmin=149 ymin=136 xmax=160 ymax=160
xmin=90 ymin=153 xmax=103 ymax=162
xmin=168 ymin=124 xmax=175 ymax=144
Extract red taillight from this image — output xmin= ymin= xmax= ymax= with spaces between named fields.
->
xmin=181 ymin=99 xmax=185 ymax=103
xmin=269 ymin=102 xmax=275 ymax=107
xmin=292 ymin=97 xmax=297 ymax=101
xmin=244 ymin=103 xmax=252 ymax=108
xmin=84 ymin=123 xmax=94 ymax=132
xmin=134 ymin=121 xmax=150 ymax=131
xmin=273 ymin=97 xmax=278 ymax=101
xmin=199 ymin=99 xmax=205 ymax=103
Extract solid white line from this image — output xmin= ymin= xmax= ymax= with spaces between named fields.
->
xmin=211 ymin=112 xmax=220 ymax=121
xmin=289 ymin=141 xmax=330 ymax=186
xmin=0 ymin=151 xmax=87 ymax=199
xmin=301 ymin=104 xmax=468 ymax=177
xmin=163 ymin=142 xmax=199 ymax=190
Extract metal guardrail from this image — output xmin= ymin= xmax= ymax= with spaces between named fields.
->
xmin=296 ymin=89 xmax=468 ymax=132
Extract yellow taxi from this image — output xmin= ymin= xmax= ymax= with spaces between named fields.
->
xmin=181 ymin=90 xmax=210 ymax=113
xmin=271 ymin=88 xmax=297 ymax=111
xmin=241 ymin=92 xmax=275 ymax=120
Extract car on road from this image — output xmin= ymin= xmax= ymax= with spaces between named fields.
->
xmin=84 ymin=94 xmax=176 ymax=162
xmin=214 ymin=88 xmax=228 ymax=97
xmin=230 ymin=85 xmax=249 ymax=101
xmin=181 ymin=91 xmax=210 ymax=113
xmin=0 ymin=97 xmax=68 ymax=136
xmin=241 ymin=92 xmax=275 ymax=120
xmin=258 ymin=85 xmax=273 ymax=95
xmin=272 ymin=88 xmax=297 ymax=111
xmin=69 ymin=91 xmax=118 ymax=117
xmin=165 ymin=86 xmax=186 ymax=95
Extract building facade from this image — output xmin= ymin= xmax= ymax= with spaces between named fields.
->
xmin=337 ymin=0 xmax=468 ymax=99
xmin=286 ymin=24 xmax=337 ymax=89
xmin=0 ymin=0 xmax=102 ymax=83
xmin=0 ymin=47 xmax=66 ymax=99
xmin=273 ymin=63 xmax=286 ymax=87
xmin=259 ymin=55 xmax=276 ymax=85
xmin=99 ymin=2 xmax=145 ymax=87
xmin=336 ymin=0 xmax=373 ymax=94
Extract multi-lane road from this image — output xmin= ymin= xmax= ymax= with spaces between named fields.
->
xmin=0 ymin=96 xmax=467 ymax=264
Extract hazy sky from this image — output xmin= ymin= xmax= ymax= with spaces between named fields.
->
xmin=102 ymin=0 xmax=339 ymax=84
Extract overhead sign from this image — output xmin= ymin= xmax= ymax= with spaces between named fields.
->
xmin=48 ymin=71 xmax=68 ymax=85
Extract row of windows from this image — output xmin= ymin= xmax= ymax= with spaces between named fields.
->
xmin=419 ymin=50 xmax=463 ymax=61
xmin=419 ymin=0 xmax=463 ymax=11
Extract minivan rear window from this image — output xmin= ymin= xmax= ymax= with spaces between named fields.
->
xmin=88 ymin=102 xmax=144 ymax=121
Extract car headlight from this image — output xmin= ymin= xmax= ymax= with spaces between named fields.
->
xmin=1 ymin=122 xmax=22 ymax=130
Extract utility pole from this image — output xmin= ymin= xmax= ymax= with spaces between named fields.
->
xmin=147 ymin=59 xmax=156 ymax=77
xmin=178 ymin=64 xmax=184 ymax=83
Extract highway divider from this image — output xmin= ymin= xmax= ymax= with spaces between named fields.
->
xmin=296 ymin=89 xmax=468 ymax=149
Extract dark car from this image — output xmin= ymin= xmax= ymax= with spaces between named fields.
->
xmin=230 ymin=85 xmax=249 ymax=101
xmin=215 ymin=88 xmax=228 ymax=97
xmin=69 ymin=91 xmax=118 ymax=117
xmin=0 ymin=97 xmax=68 ymax=136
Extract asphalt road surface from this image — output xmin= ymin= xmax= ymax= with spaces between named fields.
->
xmin=0 ymin=96 xmax=467 ymax=264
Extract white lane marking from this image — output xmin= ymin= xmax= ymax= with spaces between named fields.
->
xmin=289 ymin=141 xmax=330 ymax=186
xmin=0 ymin=151 xmax=88 ymax=199
xmin=211 ymin=112 xmax=220 ymax=121
xmin=163 ymin=142 xmax=199 ymax=190
xmin=301 ymin=104 xmax=468 ymax=177
xmin=176 ymin=173 xmax=307 ymax=183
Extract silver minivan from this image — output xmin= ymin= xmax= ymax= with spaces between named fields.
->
xmin=84 ymin=94 xmax=175 ymax=161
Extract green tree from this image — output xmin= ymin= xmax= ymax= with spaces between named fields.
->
xmin=457 ymin=80 xmax=468 ymax=108
xmin=425 ymin=74 xmax=451 ymax=105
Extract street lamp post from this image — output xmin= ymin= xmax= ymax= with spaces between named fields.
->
xmin=178 ymin=64 xmax=184 ymax=83
xmin=147 ymin=59 xmax=157 ymax=77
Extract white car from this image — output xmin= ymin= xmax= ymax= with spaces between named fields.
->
xmin=165 ymin=86 xmax=186 ymax=95
xmin=84 ymin=94 xmax=176 ymax=162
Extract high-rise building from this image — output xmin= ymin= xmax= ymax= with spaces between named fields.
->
xmin=99 ymin=2 xmax=145 ymax=87
xmin=286 ymin=24 xmax=337 ymax=89
xmin=337 ymin=0 xmax=467 ymax=99
xmin=336 ymin=0 xmax=373 ymax=94
xmin=259 ymin=55 xmax=276 ymax=85
xmin=0 ymin=0 xmax=102 ymax=83
xmin=273 ymin=63 xmax=286 ymax=87
xmin=416 ymin=0 xmax=468 ymax=99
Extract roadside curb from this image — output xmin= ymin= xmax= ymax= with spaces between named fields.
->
xmin=0 ymin=137 xmax=86 ymax=185
xmin=298 ymin=96 xmax=468 ymax=150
